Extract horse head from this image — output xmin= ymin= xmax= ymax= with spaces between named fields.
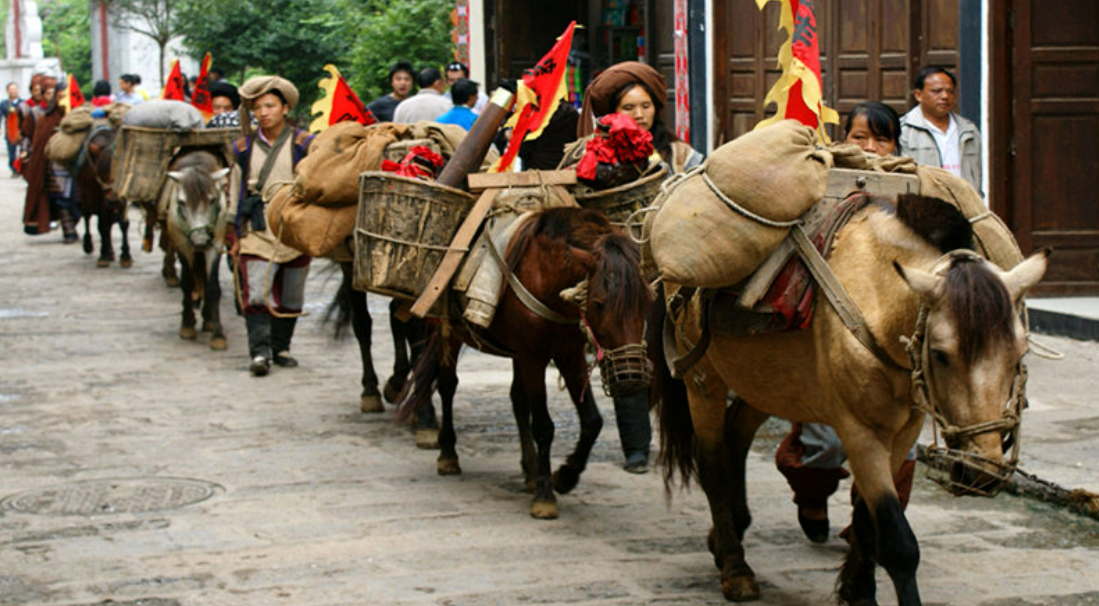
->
xmin=561 ymin=229 xmax=654 ymax=397
xmin=167 ymin=151 xmax=231 ymax=250
xmin=895 ymin=248 xmax=1049 ymax=495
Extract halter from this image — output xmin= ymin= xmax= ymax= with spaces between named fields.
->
xmin=175 ymin=192 xmax=223 ymax=244
xmin=900 ymin=249 xmax=1027 ymax=497
xmin=578 ymin=310 xmax=652 ymax=398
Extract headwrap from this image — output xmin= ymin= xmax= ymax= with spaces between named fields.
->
xmin=578 ymin=61 xmax=666 ymax=137
xmin=238 ymin=75 xmax=299 ymax=136
xmin=209 ymin=81 xmax=241 ymax=110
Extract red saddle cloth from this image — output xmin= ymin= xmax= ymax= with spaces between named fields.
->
xmin=717 ymin=193 xmax=874 ymax=335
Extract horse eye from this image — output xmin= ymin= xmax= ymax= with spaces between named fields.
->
xmin=592 ymin=301 xmax=606 ymax=313
xmin=931 ymin=349 xmax=950 ymax=367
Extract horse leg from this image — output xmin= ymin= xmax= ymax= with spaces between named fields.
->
xmin=686 ymin=368 xmax=760 ymax=602
xmin=82 ymin=215 xmax=94 ymax=255
xmin=724 ymin=397 xmax=770 ymax=541
xmin=512 ymin=356 xmax=557 ymax=519
xmin=510 ymin=379 xmax=537 ymax=493
xmin=117 ymin=204 xmax=133 ymax=268
xmin=406 ymin=317 xmax=439 ymax=449
xmin=178 ymin=257 xmax=197 ymax=341
xmin=383 ymin=298 xmax=411 ymax=402
xmin=837 ymin=428 xmax=921 ymax=606
xmin=435 ymin=337 xmax=462 ymax=476
xmin=206 ymin=252 xmax=227 ymax=350
xmin=160 ymin=221 xmax=180 ymax=287
xmin=97 ymin=212 xmax=115 ymax=267
xmin=340 ymin=263 xmax=382 ymax=412
xmin=550 ymin=347 xmax=603 ymax=495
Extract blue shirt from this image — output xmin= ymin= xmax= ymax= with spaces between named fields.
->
xmin=434 ymin=105 xmax=477 ymax=131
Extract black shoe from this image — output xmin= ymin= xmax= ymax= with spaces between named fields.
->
xmin=623 ymin=453 xmax=650 ymax=474
xmin=273 ymin=352 xmax=298 ymax=368
xmin=249 ymin=355 xmax=271 ymax=376
xmin=63 ymin=232 xmax=79 ymax=244
xmin=797 ymin=507 xmax=830 ymax=544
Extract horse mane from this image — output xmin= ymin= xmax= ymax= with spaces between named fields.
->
xmin=895 ymin=193 xmax=974 ymax=253
xmin=505 ymin=206 xmax=612 ymax=271
xmin=944 ymin=255 xmax=1016 ymax=365
xmin=595 ymin=231 xmax=647 ymax=319
xmin=171 ymin=151 xmax=220 ymax=205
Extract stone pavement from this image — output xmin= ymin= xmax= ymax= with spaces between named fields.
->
xmin=1 ymin=172 xmax=1098 ymax=606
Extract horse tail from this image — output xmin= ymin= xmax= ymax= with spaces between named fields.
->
xmin=395 ymin=328 xmax=443 ymax=423
xmin=649 ymin=281 xmax=697 ymax=492
xmin=323 ymin=262 xmax=354 ymax=341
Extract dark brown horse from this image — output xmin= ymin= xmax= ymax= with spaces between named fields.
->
xmin=75 ymin=126 xmax=135 ymax=268
xmin=399 ymin=207 xmax=653 ymax=519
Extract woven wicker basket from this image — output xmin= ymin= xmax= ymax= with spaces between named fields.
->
xmin=112 ymin=125 xmax=239 ymax=202
xmin=574 ymin=163 xmax=670 ymax=224
xmin=353 ymin=172 xmax=474 ymax=299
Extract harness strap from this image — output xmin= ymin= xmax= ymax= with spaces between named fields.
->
xmin=661 ymin=287 xmax=712 ymax=378
xmin=790 ymin=224 xmax=906 ymax=369
xmin=484 ymin=227 xmax=574 ymax=325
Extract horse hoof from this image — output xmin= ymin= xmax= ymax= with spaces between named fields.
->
xmin=96 ymin=258 xmax=111 ymax=268
xmin=530 ymin=500 xmax=559 ymax=520
xmin=383 ymin=376 xmax=406 ymax=403
xmin=179 ymin=327 xmax=197 ymax=340
xmin=553 ymin=466 xmax=581 ymax=494
xmin=721 ymin=575 xmax=761 ymax=602
xmin=209 ymin=336 xmax=228 ymax=351
xmin=360 ymin=394 xmax=384 ymax=413
xmin=119 ymin=257 xmax=133 ymax=269
xmin=437 ymin=457 xmax=461 ymax=476
xmin=164 ymin=276 xmax=180 ymax=288
xmin=82 ymin=238 xmax=93 ymax=254
xmin=415 ymin=428 xmax=440 ymax=450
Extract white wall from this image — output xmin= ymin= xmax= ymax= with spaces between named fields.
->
xmin=90 ymin=1 xmax=196 ymax=95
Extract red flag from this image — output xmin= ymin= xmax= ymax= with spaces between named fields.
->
xmin=309 ymin=64 xmax=377 ymax=133
xmin=491 ymin=21 xmax=576 ymax=172
xmin=191 ymin=53 xmax=214 ymax=120
xmin=754 ymin=0 xmax=838 ymax=141
xmin=67 ymin=74 xmax=86 ymax=108
xmin=162 ymin=59 xmax=186 ymax=101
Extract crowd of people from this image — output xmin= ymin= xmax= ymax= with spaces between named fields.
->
xmin=7 ymin=59 xmax=983 ymax=517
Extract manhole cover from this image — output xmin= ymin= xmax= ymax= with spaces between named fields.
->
xmin=1 ymin=477 xmax=222 ymax=516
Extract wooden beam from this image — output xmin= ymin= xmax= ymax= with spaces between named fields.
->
xmin=466 ymin=170 xmax=576 ymax=191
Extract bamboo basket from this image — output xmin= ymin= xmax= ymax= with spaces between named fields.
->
xmin=353 ymin=172 xmax=475 ymax=299
xmin=112 ymin=125 xmax=239 ymax=202
xmin=574 ymin=163 xmax=670 ymax=224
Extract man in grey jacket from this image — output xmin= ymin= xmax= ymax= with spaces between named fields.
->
xmin=899 ymin=66 xmax=982 ymax=193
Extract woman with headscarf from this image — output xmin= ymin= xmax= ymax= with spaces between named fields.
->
xmin=21 ymin=75 xmax=81 ymax=242
xmin=578 ymin=61 xmax=702 ymax=174
xmin=226 ymin=76 xmax=314 ymax=376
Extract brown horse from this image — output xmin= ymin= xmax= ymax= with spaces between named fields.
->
xmin=164 ymin=151 xmax=231 ymax=349
xmin=652 ymin=194 xmax=1048 ymax=604
xmin=75 ymin=126 xmax=135 ymax=268
xmin=399 ymin=206 xmax=653 ymax=519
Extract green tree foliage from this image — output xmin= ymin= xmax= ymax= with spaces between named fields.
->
xmin=343 ymin=0 xmax=455 ymax=103
xmin=39 ymin=0 xmax=93 ymax=92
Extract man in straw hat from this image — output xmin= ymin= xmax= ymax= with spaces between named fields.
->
xmin=226 ymin=75 xmax=314 ymax=376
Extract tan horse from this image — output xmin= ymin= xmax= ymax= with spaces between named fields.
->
xmin=652 ymin=194 xmax=1048 ymax=605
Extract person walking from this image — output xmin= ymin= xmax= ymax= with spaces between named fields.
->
xmin=899 ymin=66 xmax=982 ymax=192
xmin=443 ymin=62 xmax=487 ymax=114
xmin=434 ymin=78 xmax=478 ymax=131
xmin=1 ymin=82 xmax=23 ymax=177
xmin=21 ymin=76 xmax=81 ymax=242
xmin=116 ymin=74 xmax=144 ymax=105
xmin=392 ymin=67 xmax=451 ymax=124
xmin=226 ymin=76 xmax=314 ymax=376
xmin=367 ymin=61 xmax=416 ymax=122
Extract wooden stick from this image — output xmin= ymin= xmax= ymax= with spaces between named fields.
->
xmin=467 ymin=170 xmax=577 ymax=191
xmin=409 ymin=188 xmax=500 ymax=318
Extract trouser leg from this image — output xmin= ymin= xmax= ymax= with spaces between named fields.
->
xmin=613 ymin=391 xmax=651 ymax=463
xmin=272 ymin=316 xmax=297 ymax=355
xmin=245 ymin=314 xmax=272 ymax=361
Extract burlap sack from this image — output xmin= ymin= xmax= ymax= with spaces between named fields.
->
xmin=59 ymin=107 xmax=94 ymax=134
xmin=45 ymin=131 xmax=87 ymax=165
xmin=917 ymin=166 xmax=1023 ymax=270
xmin=649 ymin=120 xmax=833 ymax=287
xmin=294 ymin=121 xmax=405 ymax=207
xmin=265 ymin=182 xmax=357 ymax=258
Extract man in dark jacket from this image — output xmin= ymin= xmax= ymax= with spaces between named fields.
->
xmin=1 ymin=82 xmax=23 ymax=176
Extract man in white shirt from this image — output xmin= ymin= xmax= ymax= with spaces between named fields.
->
xmin=899 ymin=66 xmax=982 ymax=192
xmin=392 ymin=68 xmax=452 ymax=124
xmin=443 ymin=62 xmax=488 ymax=115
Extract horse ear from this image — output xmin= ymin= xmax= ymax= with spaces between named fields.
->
xmin=167 ymin=171 xmax=185 ymax=182
xmin=210 ymin=167 xmax=231 ymax=181
xmin=568 ymin=246 xmax=597 ymax=272
xmin=1001 ymin=248 xmax=1050 ymax=303
xmin=893 ymin=260 xmax=942 ymax=301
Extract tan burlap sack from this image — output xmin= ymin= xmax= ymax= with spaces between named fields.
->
xmin=265 ymin=182 xmax=357 ymax=258
xmin=649 ymin=120 xmax=833 ymax=287
xmin=45 ymin=131 xmax=86 ymax=165
xmin=294 ymin=121 xmax=405 ymax=207
xmin=59 ymin=107 xmax=94 ymax=134
xmin=917 ymin=166 xmax=1023 ymax=270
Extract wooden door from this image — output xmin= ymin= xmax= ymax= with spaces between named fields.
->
xmin=714 ymin=0 xmax=958 ymax=142
xmin=994 ymin=1 xmax=1099 ymax=294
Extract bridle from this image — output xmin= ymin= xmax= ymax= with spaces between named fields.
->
xmin=175 ymin=189 xmax=224 ymax=245
xmin=901 ymin=249 xmax=1027 ymax=497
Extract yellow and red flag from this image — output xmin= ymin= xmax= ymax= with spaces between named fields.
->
xmin=309 ymin=64 xmax=376 ymax=134
xmin=191 ymin=52 xmax=214 ymax=120
xmin=161 ymin=59 xmax=186 ymax=101
xmin=491 ymin=21 xmax=576 ymax=172
xmin=59 ymin=74 xmax=85 ymax=112
xmin=754 ymin=0 xmax=838 ymax=141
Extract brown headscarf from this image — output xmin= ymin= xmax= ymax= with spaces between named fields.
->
xmin=578 ymin=61 xmax=666 ymax=137
xmin=238 ymin=76 xmax=299 ymax=136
